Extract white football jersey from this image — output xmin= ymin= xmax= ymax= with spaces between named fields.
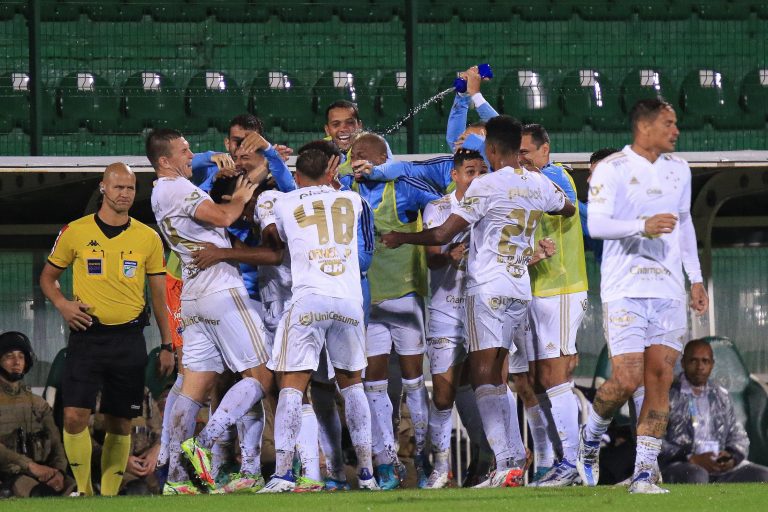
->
xmin=273 ymin=185 xmax=364 ymax=304
xmin=423 ymin=192 xmax=469 ymax=333
xmin=255 ymin=189 xmax=293 ymax=304
xmin=452 ymin=167 xmax=567 ymax=299
xmin=151 ymin=177 xmax=242 ymax=300
xmin=589 ymin=145 xmax=694 ymax=302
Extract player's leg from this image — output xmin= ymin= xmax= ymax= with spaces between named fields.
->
xmin=505 ymin=321 xmax=534 ymax=472
xmin=363 ymin=310 xmax=399 ymax=487
xmin=426 ymin=356 xmax=460 ymax=489
xmin=158 ymin=273 xmax=184 ymax=475
xmin=209 ymin=371 xmax=237 ymax=482
xmin=99 ymin=327 xmax=147 ymax=496
xmin=577 ymin=299 xmax=646 ymax=487
xmin=391 ymin=297 xmax=430 ymax=487
xmin=310 ymin=380 xmax=347 ymax=489
xmin=628 ymin=298 xmax=686 ymax=494
xmin=294 ymin=397 xmax=323 ymax=492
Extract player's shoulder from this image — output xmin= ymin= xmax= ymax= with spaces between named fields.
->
xmin=428 ymin=194 xmax=453 ymax=208
xmin=660 ymin=152 xmax=690 ymax=167
xmin=258 ymin=189 xmax=284 ymax=203
xmin=396 ymin=175 xmax=439 ymax=195
xmin=601 ymin=151 xmax=631 ymax=168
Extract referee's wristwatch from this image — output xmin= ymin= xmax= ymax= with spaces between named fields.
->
xmin=160 ymin=343 xmax=174 ymax=353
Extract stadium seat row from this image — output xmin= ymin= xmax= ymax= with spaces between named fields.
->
xmin=1 ymin=67 xmax=766 ymax=135
xmin=3 ymin=0 xmax=768 ymax=23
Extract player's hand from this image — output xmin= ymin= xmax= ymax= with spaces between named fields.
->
xmin=643 ymin=213 xmax=677 ymax=237
xmin=447 ymin=242 xmax=466 ymax=268
xmin=540 ymin=237 xmax=556 ymax=257
xmin=157 ymin=348 xmax=175 ymax=377
xmin=58 ymin=300 xmax=93 ymax=331
xmin=689 ymin=282 xmax=709 ymax=316
xmin=28 ymin=462 xmax=56 ymax=482
xmin=326 ymin=154 xmax=341 ymax=180
xmin=351 ymin=159 xmax=373 ymax=181
xmin=466 ymin=66 xmax=482 ymax=96
xmin=689 ymin=452 xmax=720 ymax=473
xmin=45 ymin=470 xmax=65 ymax=492
xmin=381 ymin=232 xmax=402 ymax=249
xmin=211 ymin=153 xmax=236 ymax=173
xmin=231 ymin=174 xmax=257 ymax=204
xmin=126 ymin=455 xmax=151 ymax=477
xmin=274 ymin=144 xmax=293 ymax=162
xmin=714 ymin=451 xmax=735 ymax=472
xmin=191 ymin=243 xmax=226 ymax=270
xmin=239 ymin=132 xmax=270 ymax=154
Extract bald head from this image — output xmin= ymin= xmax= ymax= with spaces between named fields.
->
xmin=99 ymin=162 xmax=136 ymax=218
xmin=350 ymin=133 xmax=388 ymax=166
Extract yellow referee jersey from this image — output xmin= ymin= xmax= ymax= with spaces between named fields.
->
xmin=48 ymin=214 xmax=166 ymax=325
xmin=530 ymin=168 xmax=588 ymax=297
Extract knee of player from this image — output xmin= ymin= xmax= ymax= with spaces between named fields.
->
xmin=432 ymin=389 xmax=456 ymax=411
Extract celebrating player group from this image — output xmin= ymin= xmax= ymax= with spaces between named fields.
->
xmin=147 ymin=66 xmax=708 ymax=496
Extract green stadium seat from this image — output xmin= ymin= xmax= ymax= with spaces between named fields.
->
xmin=620 ymin=68 xmax=677 ymax=114
xmin=496 ymin=70 xmax=573 ymax=130
xmin=56 ymin=72 xmax=121 ymax=133
xmin=186 ymin=71 xmax=247 ymax=132
xmin=122 ymin=72 xmax=185 ymax=132
xmin=336 ymin=1 xmax=396 ymax=22
xmin=375 ymin=71 xmax=409 ymax=134
xmin=739 ymin=69 xmax=768 ymax=121
xmin=561 ymin=69 xmax=624 ymax=131
xmin=703 ymin=336 xmax=768 ymax=465
xmin=0 ymin=1 xmax=22 ymax=20
xmin=756 ymin=3 xmax=768 ymax=20
xmin=40 ymin=1 xmax=81 ymax=21
xmin=0 ymin=72 xmax=29 ymax=133
xmin=633 ymin=0 xmax=691 ymax=20
xmin=413 ymin=75 xmax=446 ymax=134
xmin=250 ymin=71 xmax=315 ymax=132
xmin=82 ymin=0 xmax=144 ymax=21
xmin=149 ymin=0 xmax=209 ymax=22
xmin=694 ymin=0 xmax=751 ymax=20
xmin=274 ymin=1 xmax=333 ymax=22
xmin=415 ymin=0 xmax=454 ymax=22
xmin=456 ymin=1 xmax=514 ymax=22
xmin=576 ymin=1 xmax=634 ymax=20
xmin=679 ymin=69 xmax=762 ymax=129
xmin=518 ymin=1 xmax=574 ymax=21
xmin=210 ymin=0 xmax=271 ymax=22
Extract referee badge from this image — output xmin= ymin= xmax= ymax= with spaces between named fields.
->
xmin=123 ymin=260 xmax=138 ymax=278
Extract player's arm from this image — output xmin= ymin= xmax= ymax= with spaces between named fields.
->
xmin=193 ymin=176 xmax=257 ymax=228
xmin=239 ymin=132 xmax=297 ymax=192
xmin=191 ymin=239 xmax=283 ymax=270
xmin=586 ymin=163 xmax=655 ymax=239
xmin=446 ymin=94 xmax=471 ymax=152
xmin=466 ymin=66 xmax=499 ymax=122
xmin=147 ymin=274 xmax=175 ymax=375
xmin=382 ymin=214 xmax=469 ymax=249
xmin=678 ymin=174 xmax=708 ymax=315
xmin=40 ymin=263 xmax=92 ymax=331
xmin=357 ymin=199 xmax=375 ymax=273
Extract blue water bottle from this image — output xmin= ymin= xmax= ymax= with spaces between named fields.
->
xmin=453 ymin=63 xmax=494 ymax=93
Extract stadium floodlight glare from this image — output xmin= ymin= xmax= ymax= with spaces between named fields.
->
xmin=760 ymin=70 xmax=768 ymax=86
xmin=518 ymin=70 xmax=546 ymax=110
xmin=206 ymin=72 xmax=227 ymax=91
xmin=580 ymin=70 xmax=603 ymax=107
xmin=269 ymin=71 xmax=291 ymax=89
xmin=77 ymin=73 xmax=95 ymax=91
xmin=396 ymin=71 xmax=407 ymax=89
xmin=640 ymin=69 xmax=661 ymax=92
xmin=11 ymin=72 xmax=29 ymax=91
xmin=141 ymin=72 xmax=162 ymax=91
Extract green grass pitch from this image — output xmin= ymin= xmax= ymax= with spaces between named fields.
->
xmin=5 ymin=484 xmax=768 ymax=512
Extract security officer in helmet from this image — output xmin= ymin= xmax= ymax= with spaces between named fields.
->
xmin=0 ymin=331 xmax=75 ymax=497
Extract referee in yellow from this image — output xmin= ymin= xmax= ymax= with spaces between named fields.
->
xmin=40 ymin=162 xmax=173 ymax=496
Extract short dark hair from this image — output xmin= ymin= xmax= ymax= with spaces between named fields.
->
xmin=296 ymin=149 xmax=329 ymax=181
xmin=683 ymin=338 xmax=714 ymax=360
xmin=298 ymin=139 xmax=343 ymax=159
xmin=484 ymin=115 xmax=523 ymax=155
xmin=453 ymin=148 xmax=484 ymax=168
xmin=325 ymin=99 xmax=360 ymax=123
xmin=229 ymin=114 xmax=264 ymax=135
xmin=145 ymin=128 xmax=183 ymax=169
xmin=521 ymin=123 xmax=550 ymax=148
xmin=589 ymin=148 xmax=620 ymax=166
xmin=629 ymin=98 xmax=674 ymax=133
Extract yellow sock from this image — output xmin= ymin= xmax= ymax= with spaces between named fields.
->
xmin=100 ymin=432 xmax=132 ymax=496
xmin=63 ymin=427 xmax=94 ymax=496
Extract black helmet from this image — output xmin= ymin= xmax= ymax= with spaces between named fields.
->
xmin=0 ymin=331 xmax=35 ymax=375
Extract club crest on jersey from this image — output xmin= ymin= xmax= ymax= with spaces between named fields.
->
xmin=123 ymin=260 xmax=138 ymax=278
xmin=299 ymin=313 xmax=313 ymax=326
xmin=589 ymin=184 xmax=603 ymax=196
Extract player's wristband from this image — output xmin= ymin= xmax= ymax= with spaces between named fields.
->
xmin=160 ymin=343 xmax=173 ymax=353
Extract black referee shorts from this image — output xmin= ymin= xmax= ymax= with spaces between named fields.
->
xmin=61 ymin=324 xmax=148 ymax=419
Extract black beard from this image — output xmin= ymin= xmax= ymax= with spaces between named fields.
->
xmin=0 ymin=368 xmax=23 ymax=382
